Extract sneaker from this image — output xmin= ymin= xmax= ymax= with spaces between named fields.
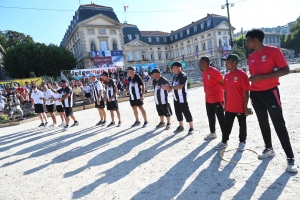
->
xmin=142 ymin=121 xmax=148 ymax=128
xmin=204 ymin=133 xmax=217 ymax=140
xmin=63 ymin=125 xmax=69 ymax=131
xmin=44 ymin=122 xmax=48 ymax=127
xmin=165 ymin=123 xmax=171 ymax=130
xmin=38 ymin=123 xmax=45 ymax=127
xmin=237 ymin=142 xmax=246 ymax=152
xmin=258 ymin=148 xmax=276 ymax=159
xmin=117 ymin=121 xmax=122 ymax=127
xmin=59 ymin=122 xmax=66 ymax=127
xmin=101 ymin=121 xmax=106 ymax=126
xmin=174 ymin=126 xmax=184 ymax=133
xmin=70 ymin=121 xmax=79 ymax=127
xmin=215 ymin=142 xmax=227 ymax=150
xmin=287 ymin=158 xmax=298 ymax=173
xmin=107 ymin=122 xmax=115 ymax=127
xmin=49 ymin=123 xmax=57 ymax=127
xmin=131 ymin=121 xmax=141 ymax=127
xmin=188 ymin=128 xmax=194 ymax=135
xmin=156 ymin=122 xmax=166 ymax=128
xmin=96 ymin=120 xmax=103 ymax=126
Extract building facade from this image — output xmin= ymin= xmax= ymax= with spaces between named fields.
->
xmin=263 ymin=32 xmax=281 ymax=47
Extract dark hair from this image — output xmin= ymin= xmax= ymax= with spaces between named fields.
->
xmin=245 ymin=29 xmax=265 ymax=42
xmin=200 ymin=56 xmax=210 ymax=65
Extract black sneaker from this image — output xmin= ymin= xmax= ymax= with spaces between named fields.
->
xmin=117 ymin=121 xmax=122 ymax=127
xmin=101 ymin=121 xmax=106 ymax=126
xmin=188 ymin=128 xmax=194 ymax=135
xmin=107 ymin=122 xmax=115 ymax=127
xmin=131 ymin=121 xmax=141 ymax=127
xmin=156 ymin=122 xmax=166 ymax=128
xmin=142 ymin=121 xmax=148 ymax=128
xmin=71 ymin=121 xmax=79 ymax=127
xmin=165 ymin=123 xmax=171 ymax=130
xmin=38 ymin=123 xmax=45 ymax=127
xmin=174 ymin=126 xmax=184 ymax=133
xmin=44 ymin=122 xmax=48 ymax=127
xmin=96 ymin=120 xmax=103 ymax=126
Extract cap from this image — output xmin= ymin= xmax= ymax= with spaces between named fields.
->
xmin=101 ymin=71 xmax=109 ymax=77
xmin=222 ymin=54 xmax=240 ymax=62
xmin=89 ymin=73 xmax=96 ymax=77
xmin=170 ymin=62 xmax=182 ymax=68
xmin=60 ymin=79 xmax=67 ymax=83
xmin=126 ymin=66 xmax=135 ymax=71
xmin=150 ymin=68 xmax=160 ymax=74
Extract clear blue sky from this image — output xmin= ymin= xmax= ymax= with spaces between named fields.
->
xmin=0 ymin=0 xmax=299 ymax=45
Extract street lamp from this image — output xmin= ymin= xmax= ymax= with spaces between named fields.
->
xmin=221 ymin=0 xmax=234 ymax=47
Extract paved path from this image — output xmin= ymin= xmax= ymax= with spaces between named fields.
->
xmin=0 ymin=74 xmax=299 ymax=200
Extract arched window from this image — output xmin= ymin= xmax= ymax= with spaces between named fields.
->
xmin=91 ymin=42 xmax=96 ymax=51
xmin=218 ymin=39 xmax=222 ymax=47
xmin=134 ymin=51 xmax=140 ymax=60
xmin=142 ymin=51 xmax=147 ymax=60
xmin=112 ymin=40 xmax=118 ymax=50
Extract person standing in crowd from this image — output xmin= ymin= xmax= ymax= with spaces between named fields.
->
xmin=162 ymin=62 xmax=194 ymax=135
xmin=83 ymin=82 xmax=93 ymax=104
xmin=126 ymin=67 xmax=148 ymax=128
xmin=89 ymin=73 xmax=106 ymax=126
xmin=246 ymin=29 xmax=297 ymax=173
xmin=41 ymin=85 xmax=57 ymax=127
xmin=199 ymin=56 xmax=225 ymax=140
xmin=48 ymin=80 xmax=79 ymax=131
xmin=151 ymin=68 xmax=172 ymax=130
xmin=51 ymin=82 xmax=66 ymax=127
xmin=101 ymin=71 xmax=122 ymax=127
xmin=9 ymin=94 xmax=23 ymax=119
xmin=214 ymin=54 xmax=250 ymax=151
xmin=31 ymin=85 xmax=48 ymax=127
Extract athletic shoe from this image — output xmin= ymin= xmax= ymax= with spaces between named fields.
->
xmin=174 ymin=126 xmax=184 ymax=133
xmin=101 ymin=121 xmax=106 ymax=126
xmin=142 ymin=121 xmax=148 ymax=128
xmin=156 ymin=122 xmax=165 ymax=128
xmin=59 ymin=122 xmax=66 ymax=127
xmin=187 ymin=128 xmax=194 ymax=135
xmin=49 ymin=123 xmax=57 ymax=127
xmin=107 ymin=122 xmax=115 ymax=127
xmin=71 ymin=121 xmax=79 ymax=127
xmin=215 ymin=142 xmax=227 ymax=150
xmin=44 ymin=122 xmax=48 ymax=127
xmin=117 ymin=121 xmax=122 ymax=127
xmin=287 ymin=158 xmax=298 ymax=173
xmin=131 ymin=121 xmax=141 ymax=127
xmin=63 ymin=125 xmax=69 ymax=131
xmin=165 ymin=123 xmax=171 ymax=130
xmin=38 ymin=123 xmax=45 ymax=127
xmin=204 ymin=133 xmax=217 ymax=140
xmin=96 ymin=120 xmax=103 ymax=126
xmin=237 ymin=142 xmax=246 ymax=152
xmin=258 ymin=148 xmax=276 ymax=159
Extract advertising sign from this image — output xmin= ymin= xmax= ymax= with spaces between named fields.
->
xmin=92 ymin=50 xmax=124 ymax=68
xmin=0 ymin=77 xmax=43 ymax=89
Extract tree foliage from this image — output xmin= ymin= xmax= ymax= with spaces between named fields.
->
xmin=3 ymin=43 xmax=76 ymax=79
xmin=0 ymin=30 xmax=34 ymax=49
xmin=281 ymin=16 xmax=300 ymax=55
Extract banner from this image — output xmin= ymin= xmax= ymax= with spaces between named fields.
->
xmin=92 ymin=50 xmax=124 ymax=68
xmin=0 ymin=77 xmax=43 ymax=90
xmin=131 ymin=63 xmax=157 ymax=73
xmin=168 ymin=61 xmax=187 ymax=69
xmin=70 ymin=67 xmax=120 ymax=76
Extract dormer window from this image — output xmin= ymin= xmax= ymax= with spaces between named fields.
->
xmin=187 ymin=29 xmax=190 ymax=35
xmin=194 ymin=26 xmax=197 ymax=32
xmin=207 ymin=20 xmax=211 ymax=27
xmin=170 ymin=36 xmax=173 ymax=41
xmin=175 ymin=34 xmax=178 ymax=39
xmin=201 ymin=23 xmax=204 ymax=29
xmin=128 ymin=34 xmax=132 ymax=40
xmin=163 ymin=37 xmax=167 ymax=42
xmin=156 ymin=37 xmax=159 ymax=42
xmin=148 ymin=37 xmax=152 ymax=42
xmin=135 ymin=34 xmax=139 ymax=39
xmin=180 ymin=32 xmax=183 ymax=37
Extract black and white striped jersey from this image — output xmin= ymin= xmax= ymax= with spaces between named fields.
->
xmin=57 ymin=86 xmax=73 ymax=107
xmin=152 ymin=76 xmax=170 ymax=105
xmin=91 ymin=79 xmax=103 ymax=102
xmin=106 ymin=79 xmax=117 ymax=101
xmin=172 ymin=71 xmax=188 ymax=103
xmin=128 ymin=74 xmax=144 ymax=100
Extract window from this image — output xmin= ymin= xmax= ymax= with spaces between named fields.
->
xmin=91 ymin=42 xmax=96 ymax=51
xmin=273 ymin=37 xmax=275 ymax=43
xmin=175 ymin=50 xmax=179 ymax=58
xmin=276 ymin=37 xmax=279 ymax=43
xmin=207 ymin=20 xmax=211 ymax=27
xmin=194 ymin=38 xmax=198 ymax=42
xmin=195 ymin=45 xmax=199 ymax=52
xmin=202 ymin=42 xmax=206 ymax=51
xmin=175 ymin=34 xmax=178 ymax=39
xmin=187 ymin=29 xmax=190 ymax=35
xmin=208 ymin=40 xmax=212 ymax=49
xmin=87 ymin=29 xmax=94 ymax=34
xmin=223 ymin=32 xmax=227 ymax=35
xmin=201 ymin=23 xmax=204 ymax=29
xmin=181 ymin=49 xmax=184 ymax=56
xmin=171 ymin=46 xmax=173 ymax=49
xmin=187 ymin=40 xmax=190 ymax=44
xmin=171 ymin=52 xmax=174 ymax=59
xmin=165 ymin=47 xmax=168 ymax=50
xmin=150 ymin=54 xmax=154 ymax=61
xmin=134 ymin=51 xmax=140 ymax=60
xmin=150 ymin=47 xmax=153 ymax=51
xmin=156 ymin=37 xmax=159 ymax=42
xmin=127 ymin=52 xmax=132 ymax=61
xmin=207 ymin=33 xmax=211 ymax=37
xmin=194 ymin=26 xmax=197 ymax=32
xmin=170 ymin=36 xmax=173 ymax=41
xmin=158 ymin=53 xmax=162 ymax=60
xmin=99 ymin=29 xmax=106 ymax=34
xmin=110 ymin=30 xmax=117 ymax=35
xmin=112 ymin=40 xmax=118 ymax=50
xmin=175 ymin=44 xmax=178 ymax=48
xmin=128 ymin=34 xmax=132 ymax=40
xmin=163 ymin=37 xmax=167 ymax=42
xmin=180 ymin=32 xmax=183 ymax=37
xmin=187 ymin=46 xmax=191 ymax=55
xmin=223 ymin=39 xmax=228 ymax=46
xmin=100 ymin=41 xmax=108 ymax=51
xmin=135 ymin=34 xmax=139 ymax=39
xmin=165 ymin=53 xmax=169 ymax=60
xmin=142 ymin=51 xmax=147 ymax=60
xmin=201 ymin=35 xmax=205 ymax=39
xmin=218 ymin=31 xmax=221 ymax=35
xmin=219 ymin=39 xmax=222 ymax=47
xmin=148 ymin=37 xmax=152 ymax=42
xmin=181 ymin=43 xmax=183 ymax=46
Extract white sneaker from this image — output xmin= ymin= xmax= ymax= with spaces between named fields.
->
xmin=287 ymin=158 xmax=298 ymax=173
xmin=258 ymin=148 xmax=276 ymax=159
xmin=237 ymin=142 xmax=246 ymax=152
xmin=59 ymin=122 xmax=66 ymax=127
xmin=204 ymin=133 xmax=217 ymax=140
xmin=63 ymin=125 xmax=69 ymax=131
xmin=215 ymin=142 xmax=227 ymax=150
xmin=49 ymin=123 xmax=57 ymax=127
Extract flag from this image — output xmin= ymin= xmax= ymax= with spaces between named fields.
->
xmin=124 ymin=6 xmax=129 ymax=12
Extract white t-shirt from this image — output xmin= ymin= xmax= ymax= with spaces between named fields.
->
xmin=52 ymin=92 xmax=62 ymax=106
xmin=44 ymin=89 xmax=54 ymax=105
xmin=0 ymin=96 xmax=5 ymax=111
xmin=83 ymin=86 xmax=91 ymax=93
xmin=31 ymin=90 xmax=44 ymax=104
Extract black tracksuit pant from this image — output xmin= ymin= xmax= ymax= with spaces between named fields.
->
xmin=222 ymin=111 xmax=247 ymax=144
xmin=250 ymin=87 xmax=294 ymax=158
xmin=206 ymin=102 xmax=225 ymax=134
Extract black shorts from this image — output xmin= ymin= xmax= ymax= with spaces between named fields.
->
xmin=34 ymin=104 xmax=44 ymax=113
xmin=64 ymin=107 xmax=73 ymax=117
xmin=156 ymin=103 xmax=172 ymax=117
xmin=56 ymin=105 xmax=64 ymax=112
xmin=130 ymin=99 xmax=143 ymax=107
xmin=95 ymin=101 xmax=105 ymax=108
xmin=107 ymin=101 xmax=118 ymax=111
xmin=46 ymin=104 xmax=55 ymax=112
xmin=85 ymin=93 xmax=91 ymax=98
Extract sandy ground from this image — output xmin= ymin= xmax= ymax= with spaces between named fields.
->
xmin=0 ymin=73 xmax=299 ymax=200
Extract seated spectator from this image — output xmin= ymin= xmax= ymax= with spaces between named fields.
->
xmin=165 ymin=65 xmax=171 ymax=73
xmin=75 ymin=80 xmax=83 ymax=88
xmin=13 ymin=83 xmax=19 ymax=90
xmin=73 ymin=84 xmax=85 ymax=105
xmin=83 ymin=82 xmax=93 ymax=104
xmin=81 ymin=72 xmax=88 ymax=83
xmin=0 ymin=91 xmax=7 ymax=114
xmin=5 ymin=85 xmax=12 ymax=98
xmin=16 ymin=84 xmax=24 ymax=95
xmin=74 ymin=72 xmax=81 ymax=81
xmin=20 ymin=90 xmax=30 ymax=104
xmin=23 ymin=81 xmax=31 ymax=93
xmin=9 ymin=94 xmax=23 ymax=119
xmin=69 ymin=74 xmax=75 ymax=82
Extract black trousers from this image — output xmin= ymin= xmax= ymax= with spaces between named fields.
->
xmin=222 ymin=111 xmax=247 ymax=143
xmin=250 ymin=87 xmax=294 ymax=158
xmin=206 ymin=102 xmax=225 ymax=134
xmin=174 ymin=100 xmax=193 ymax=122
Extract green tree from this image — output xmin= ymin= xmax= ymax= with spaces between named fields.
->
xmin=3 ymin=43 xmax=76 ymax=78
xmin=281 ymin=16 xmax=300 ymax=55
xmin=0 ymin=30 xmax=34 ymax=49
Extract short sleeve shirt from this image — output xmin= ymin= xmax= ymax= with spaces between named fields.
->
xmin=57 ymin=86 xmax=73 ymax=107
xmin=128 ymin=74 xmax=144 ymax=100
xmin=31 ymin=90 xmax=44 ymax=104
xmin=202 ymin=67 xmax=224 ymax=103
xmin=152 ymin=76 xmax=170 ymax=105
xmin=172 ymin=71 xmax=188 ymax=103
xmin=44 ymin=89 xmax=54 ymax=105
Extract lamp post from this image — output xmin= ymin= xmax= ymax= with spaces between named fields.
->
xmin=221 ymin=0 xmax=234 ymax=48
